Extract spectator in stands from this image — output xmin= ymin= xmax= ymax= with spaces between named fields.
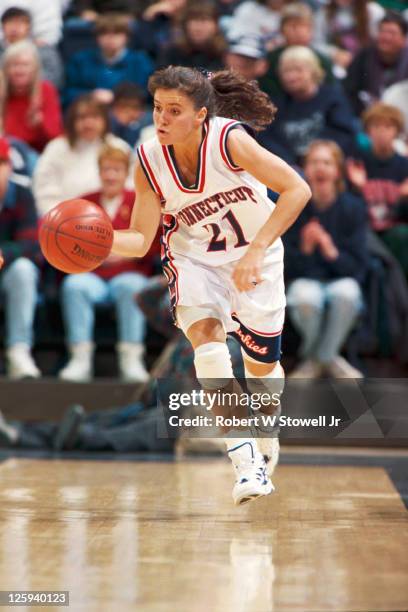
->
xmin=259 ymin=2 xmax=335 ymax=99
xmin=347 ymin=102 xmax=408 ymax=276
xmin=258 ymin=46 xmax=356 ymax=165
xmin=345 ymin=11 xmax=408 ymax=115
xmin=0 ymin=0 xmax=65 ymax=46
xmin=142 ymin=0 xmax=186 ymax=24
xmin=1 ymin=40 xmax=63 ymax=152
xmin=0 ymin=137 xmax=42 ymax=379
xmin=0 ymin=7 xmax=63 ymax=88
xmin=158 ymin=3 xmax=226 ymax=71
xmin=69 ymin=0 xmax=137 ymax=20
xmin=33 ymin=94 xmax=130 ymax=216
xmin=110 ymin=82 xmax=152 ymax=147
xmin=141 ymin=0 xmax=188 ymax=57
xmin=224 ymin=35 xmax=269 ymax=81
xmin=226 ymin=0 xmax=284 ymax=50
xmin=284 ymin=140 xmax=368 ymax=378
xmin=59 ymin=145 xmax=155 ymax=383
xmin=7 ymin=136 xmax=38 ymax=177
xmin=64 ymin=13 xmax=154 ymax=106
xmin=313 ymin=0 xmax=385 ymax=75
xmin=382 ymin=79 xmax=408 ymax=140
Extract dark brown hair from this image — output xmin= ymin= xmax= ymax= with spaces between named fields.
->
xmin=1 ymin=7 xmax=31 ymax=24
xmin=177 ymin=3 xmax=226 ymax=57
xmin=65 ymin=95 xmax=110 ymax=147
xmin=95 ymin=13 xmax=131 ymax=37
xmin=327 ymin=0 xmax=369 ymax=46
xmin=148 ymin=66 xmax=276 ymax=131
xmin=380 ymin=10 xmax=408 ymax=36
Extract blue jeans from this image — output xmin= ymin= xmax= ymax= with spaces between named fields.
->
xmin=0 ymin=258 xmax=39 ymax=348
xmin=286 ymin=277 xmax=363 ymax=363
xmin=61 ymin=272 xmax=149 ymax=344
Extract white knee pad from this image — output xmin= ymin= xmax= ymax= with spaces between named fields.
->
xmin=243 ymin=355 xmax=285 ymax=408
xmin=194 ymin=342 xmax=233 ymax=390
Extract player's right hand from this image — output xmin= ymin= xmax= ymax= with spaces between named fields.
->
xmin=0 ymin=250 xmax=4 ymax=270
xmin=232 ymin=246 xmax=265 ymax=292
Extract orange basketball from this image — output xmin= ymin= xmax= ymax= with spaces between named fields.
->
xmin=39 ymin=199 xmax=114 ymax=274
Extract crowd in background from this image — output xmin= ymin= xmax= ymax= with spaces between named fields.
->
xmin=0 ymin=0 xmax=408 ymax=383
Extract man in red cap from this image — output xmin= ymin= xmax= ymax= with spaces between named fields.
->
xmin=0 ymin=137 xmax=42 ymax=378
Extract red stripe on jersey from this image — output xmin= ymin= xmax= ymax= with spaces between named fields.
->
xmin=139 ymin=145 xmax=164 ymax=200
xmin=220 ymin=121 xmax=244 ymax=172
xmin=162 ymin=121 xmax=209 ymax=193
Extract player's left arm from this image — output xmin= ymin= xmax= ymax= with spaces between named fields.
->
xmin=228 ymin=129 xmax=311 ymax=291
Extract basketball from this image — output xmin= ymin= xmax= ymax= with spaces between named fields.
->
xmin=39 ymin=198 xmax=114 ymax=274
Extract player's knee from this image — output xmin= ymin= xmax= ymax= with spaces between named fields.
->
xmin=244 ymin=356 xmax=285 ymax=403
xmin=194 ymin=342 xmax=233 ymax=390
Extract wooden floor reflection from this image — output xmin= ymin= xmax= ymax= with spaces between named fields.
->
xmin=0 ymin=458 xmax=407 ymax=612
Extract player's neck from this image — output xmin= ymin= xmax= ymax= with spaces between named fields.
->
xmin=172 ymin=124 xmax=204 ymax=163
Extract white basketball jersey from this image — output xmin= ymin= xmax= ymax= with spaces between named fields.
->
xmin=137 ymin=116 xmax=283 ymax=266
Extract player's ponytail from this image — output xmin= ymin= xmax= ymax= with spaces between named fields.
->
xmin=209 ymin=70 xmax=276 ymax=131
xmin=148 ymin=66 xmax=276 ymax=131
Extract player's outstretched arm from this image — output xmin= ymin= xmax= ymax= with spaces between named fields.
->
xmin=111 ymin=159 xmax=161 ymax=258
xmin=228 ymin=129 xmax=311 ymax=291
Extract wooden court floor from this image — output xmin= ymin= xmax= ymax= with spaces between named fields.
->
xmin=0 ymin=458 xmax=407 ymax=612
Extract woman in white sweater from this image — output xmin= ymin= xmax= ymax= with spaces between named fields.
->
xmin=33 ymin=94 xmax=130 ymax=216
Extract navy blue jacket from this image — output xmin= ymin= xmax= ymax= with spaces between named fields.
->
xmin=283 ymin=191 xmax=369 ymax=284
xmin=64 ymin=48 xmax=154 ymax=105
xmin=259 ymin=83 xmax=356 ymax=165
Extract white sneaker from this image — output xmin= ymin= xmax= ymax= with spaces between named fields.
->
xmin=289 ymin=359 xmax=323 ymax=379
xmin=58 ymin=342 xmax=94 ymax=382
xmin=325 ymin=356 xmax=364 ymax=379
xmin=258 ymin=437 xmax=280 ymax=477
xmin=117 ymin=342 xmax=149 ymax=383
xmin=6 ymin=344 xmax=41 ymax=379
xmin=228 ymin=441 xmax=274 ymax=506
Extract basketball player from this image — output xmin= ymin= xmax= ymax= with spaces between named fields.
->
xmin=111 ymin=66 xmax=311 ymax=505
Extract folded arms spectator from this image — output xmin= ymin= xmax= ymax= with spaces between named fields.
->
xmin=0 ymin=136 xmax=42 ymax=379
